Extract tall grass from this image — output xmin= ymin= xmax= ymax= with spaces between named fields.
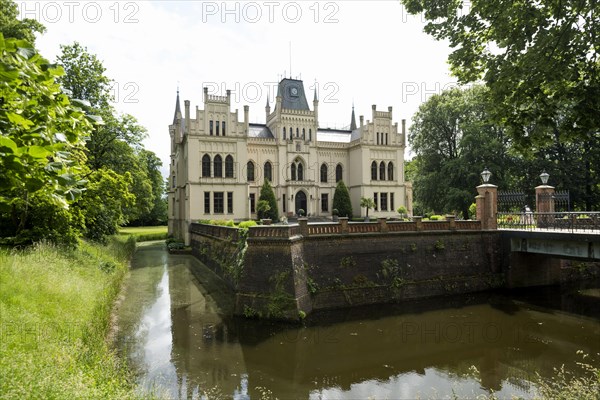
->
xmin=0 ymin=237 xmax=139 ymax=399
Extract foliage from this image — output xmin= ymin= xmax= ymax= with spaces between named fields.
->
xmin=401 ymin=0 xmax=600 ymax=150
xmin=0 ymin=0 xmax=46 ymax=43
xmin=409 ymin=86 xmax=515 ymax=218
xmin=0 ymin=239 xmax=138 ymax=399
xmin=360 ymin=197 xmax=376 ymax=218
xmin=258 ymin=179 xmax=279 ymax=222
xmin=256 ymin=200 xmax=271 ymax=220
xmin=238 ymin=220 xmax=258 ymax=229
xmin=0 ymin=34 xmax=96 ymax=245
xmin=468 ymin=203 xmax=476 ymax=220
xmin=119 ymin=226 xmax=168 ymax=242
xmin=333 ymin=180 xmax=353 ymax=219
xmin=76 ymin=168 xmax=135 ymax=243
xmin=533 ymin=351 xmax=600 ymax=400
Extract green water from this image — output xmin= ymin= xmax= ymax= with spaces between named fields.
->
xmin=114 ymin=242 xmax=600 ymax=399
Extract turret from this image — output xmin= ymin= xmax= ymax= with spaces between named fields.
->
xmin=265 ymin=95 xmax=271 ymax=121
xmin=244 ymin=105 xmax=249 ymax=134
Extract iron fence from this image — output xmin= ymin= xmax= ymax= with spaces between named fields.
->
xmin=498 ymin=211 xmax=600 ymax=232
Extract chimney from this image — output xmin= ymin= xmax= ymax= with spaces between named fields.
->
xmin=388 ymin=106 xmax=392 ymax=118
xmin=184 ymin=100 xmax=190 ymax=135
xmin=402 ymin=119 xmax=406 ymax=147
xmin=360 ymin=115 xmax=364 ymax=128
xmin=226 ymin=89 xmax=231 ymax=105
xmin=244 ymin=105 xmax=249 ymax=134
xmin=203 ymin=87 xmax=208 ymax=103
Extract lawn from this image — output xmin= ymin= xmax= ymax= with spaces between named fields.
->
xmin=118 ymin=226 xmax=168 ymax=242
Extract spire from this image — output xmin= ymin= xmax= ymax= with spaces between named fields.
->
xmin=350 ymin=103 xmax=357 ymax=130
xmin=314 ymin=87 xmax=318 ymax=102
xmin=173 ymin=88 xmax=181 ymax=124
xmin=266 ymin=94 xmax=270 ymax=108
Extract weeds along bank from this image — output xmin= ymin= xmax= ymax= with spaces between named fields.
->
xmin=0 ymin=237 xmax=140 ymax=399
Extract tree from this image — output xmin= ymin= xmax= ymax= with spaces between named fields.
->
xmin=258 ymin=179 xmax=279 ymax=222
xmin=409 ymin=86 xmax=513 ymax=218
xmin=333 ymin=180 xmax=353 ymax=219
xmin=0 ymin=34 xmax=94 ymax=244
xmin=401 ymin=0 xmax=600 ymax=149
xmin=0 ymin=0 xmax=46 ymax=43
xmin=360 ymin=197 xmax=375 ymax=219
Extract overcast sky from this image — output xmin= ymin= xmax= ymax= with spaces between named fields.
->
xmin=22 ymin=0 xmax=458 ymax=172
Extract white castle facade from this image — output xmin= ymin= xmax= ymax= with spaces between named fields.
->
xmin=168 ymin=78 xmax=413 ymax=243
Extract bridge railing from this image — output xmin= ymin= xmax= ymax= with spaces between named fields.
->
xmin=498 ymin=211 xmax=600 ymax=232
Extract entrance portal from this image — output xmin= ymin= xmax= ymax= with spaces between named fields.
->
xmin=295 ymin=191 xmax=307 ymax=216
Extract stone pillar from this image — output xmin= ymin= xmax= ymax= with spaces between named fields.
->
xmin=339 ymin=217 xmax=349 ymax=234
xmin=298 ymin=218 xmax=308 ymax=237
xmin=535 ymin=184 xmax=555 ymax=228
xmin=413 ymin=216 xmax=423 ymax=231
xmin=476 ymin=184 xmax=498 ymax=230
xmin=378 ymin=217 xmax=389 ymax=233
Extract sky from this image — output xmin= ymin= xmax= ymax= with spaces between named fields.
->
xmin=21 ymin=0 xmax=459 ymax=174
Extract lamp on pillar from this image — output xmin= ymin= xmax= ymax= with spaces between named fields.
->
xmin=540 ymin=171 xmax=549 ymax=185
xmin=481 ymin=167 xmax=491 ymax=184
xmin=475 ymin=168 xmax=498 ymax=230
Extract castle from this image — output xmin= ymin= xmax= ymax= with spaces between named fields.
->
xmin=168 ymin=77 xmax=412 ymax=243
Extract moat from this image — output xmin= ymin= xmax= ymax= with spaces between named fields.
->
xmin=114 ymin=242 xmax=600 ymax=399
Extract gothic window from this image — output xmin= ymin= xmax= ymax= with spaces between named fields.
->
xmin=290 ymin=127 xmax=293 ymax=139
xmin=214 ymin=155 xmax=223 ymax=178
xmin=371 ymin=161 xmax=377 ymax=180
xmin=202 ymin=154 xmax=211 ymax=177
xmin=309 ymin=129 xmax=312 ymax=141
xmin=249 ymin=193 xmax=256 ymax=213
xmin=291 ymin=163 xmax=297 ymax=181
xmin=336 ymin=164 xmax=343 ymax=182
xmin=388 ymin=162 xmax=394 ymax=181
xmin=225 ymin=155 xmax=234 ymax=178
xmin=376 ymin=132 xmax=379 ymax=145
xmin=379 ymin=161 xmax=386 ymax=180
xmin=320 ymin=163 xmax=328 ymax=183
xmin=222 ymin=121 xmax=226 ymax=136
xmin=385 ymin=132 xmax=388 ymax=145
xmin=283 ymin=127 xmax=286 ymax=140
xmin=215 ymin=120 xmax=220 ymax=136
xmin=297 ymin=163 xmax=304 ymax=180
xmin=302 ymin=128 xmax=305 ymax=140
xmin=296 ymin=128 xmax=299 ymax=138
xmin=209 ymin=121 xmax=213 ymax=136
xmin=264 ymin=161 xmax=272 ymax=182
xmin=247 ymin=161 xmax=255 ymax=182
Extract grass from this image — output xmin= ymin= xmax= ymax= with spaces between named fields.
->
xmin=0 ymin=237 xmax=141 ymax=399
xmin=118 ymin=225 xmax=168 ymax=242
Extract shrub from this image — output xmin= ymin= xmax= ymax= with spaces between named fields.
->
xmin=238 ymin=220 xmax=258 ymax=229
xmin=333 ymin=180 xmax=353 ymax=219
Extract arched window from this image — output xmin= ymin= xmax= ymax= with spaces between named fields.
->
xmin=247 ymin=161 xmax=255 ymax=182
xmin=283 ymin=127 xmax=286 ymax=140
xmin=371 ymin=161 xmax=377 ymax=180
xmin=291 ymin=163 xmax=297 ymax=181
xmin=379 ymin=161 xmax=386 ymax=180
xmin=222 ymin=121 xmax=226 ymax=136
xmin=388 ymin=162 xmax=394 ymax=181
xmin=302 ymin=128 xmax=306 ymax=140
xmin=297 ymin=163 xmax=304 ymax=181
xmin=309 ymin=129 xmax=312 ymax=141
xmin=376 ymin=132 xmax=379 ymax=145
xmin=216 ymin=120 xmax=220 ymax=136
xmin=296 ymin=128 xmax=299 ymax=138
xmin=214 ymin=155 xmax=223 ymax=177
xmin=264 ymin=161 xmax=272 ymax=182
xmin=385 ymin=132 xmax=388 ymax=145
xmin=290 ymin=127 xmax=293 ymax=139
xmin=320 ymin=163 xmax=328 ymax=183
xmin=336 ymin=164 xmax=343 ymax=182
xmin=202 ymin=154 xmax=211 ymax=177
xmin=225 ymin=155 xmax=234 ymax=178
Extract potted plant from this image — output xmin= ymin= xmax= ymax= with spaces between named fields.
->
xmin=360 ymin=197 xmax=376 ymax=222
xmin=397 ymin=205 xmax=408 ymax=220
xmin=332 ymin=208 xmax=339 ymax=222
xmin=298 ymin=209 xmax=305 ymax=217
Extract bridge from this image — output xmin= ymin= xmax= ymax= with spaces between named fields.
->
xmin=497 ymin=211 xmax=600 ymax=261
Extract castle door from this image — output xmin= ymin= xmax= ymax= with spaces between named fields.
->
xmin=295 ymin=191 xmax=307 ymax=216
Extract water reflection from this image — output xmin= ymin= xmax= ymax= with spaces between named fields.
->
xmin=115 ymin=243 xmax=600 ymax=399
